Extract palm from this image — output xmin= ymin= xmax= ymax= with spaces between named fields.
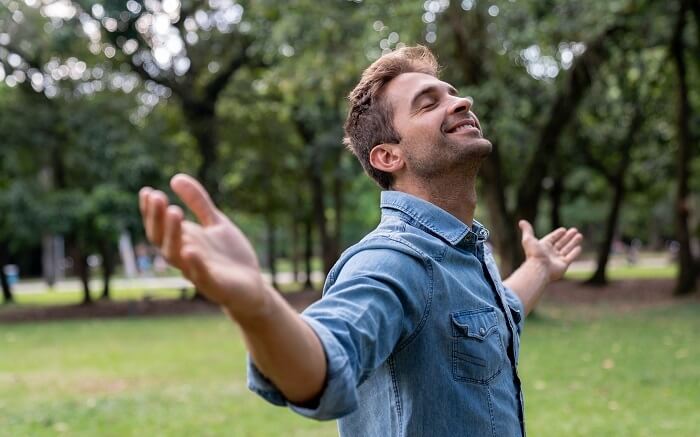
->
xmin=140 ymin=174 xmax=268 ymax=315
xmin=179 ymin=215 xmax=263 ymax=306
xmin=519 ymin=220 xmax=582 ymax=282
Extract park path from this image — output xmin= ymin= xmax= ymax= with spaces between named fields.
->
xmin=12 ymin=271 xmax=325 ymax=295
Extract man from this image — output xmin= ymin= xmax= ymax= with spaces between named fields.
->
xmin=139 ymin=46 xmax=582 ymax=436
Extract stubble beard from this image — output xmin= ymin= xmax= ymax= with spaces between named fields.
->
xmin=405 ymin=133 xmax=493 ymax=180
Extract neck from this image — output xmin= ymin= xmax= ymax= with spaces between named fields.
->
xmin=393 ymin=171 xmax=478 ymax=226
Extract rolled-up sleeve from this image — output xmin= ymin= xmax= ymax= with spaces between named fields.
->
xmin=246 ymin=242 xmax=429 ymax=420
xmin=247 ymin=314 xmax=359 ymax=419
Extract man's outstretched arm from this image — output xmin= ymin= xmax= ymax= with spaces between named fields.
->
xmin=139 ymin=174 xmax=326 ymax=405
xmin=503 ymin=220 xmax=583 ymax=315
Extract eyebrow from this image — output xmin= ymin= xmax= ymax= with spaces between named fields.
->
xmin=409 ymin=83 xmax=459 ymax=110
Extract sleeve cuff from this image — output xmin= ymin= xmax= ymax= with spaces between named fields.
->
xmin=246 ymin=315 xmax=359 ymax=421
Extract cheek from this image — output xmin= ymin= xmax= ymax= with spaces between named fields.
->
xmin=409 ymin=115 xmax=443 ymax=138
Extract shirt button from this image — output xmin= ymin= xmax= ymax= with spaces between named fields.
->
xmin=479 ymin=327 xmax=486 ymax=335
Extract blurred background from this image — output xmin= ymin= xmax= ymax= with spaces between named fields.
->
xmin=0 ymin=0 xmax=698 ymax=436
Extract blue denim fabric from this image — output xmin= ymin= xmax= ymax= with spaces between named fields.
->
xmin=248 ymin=191 xmax=526 ymax=436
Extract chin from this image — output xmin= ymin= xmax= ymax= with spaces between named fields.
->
xmin=473 ymin=138 xmax=493 ymax=155
xmin=458 ymin=137 xmax=492 ymax=157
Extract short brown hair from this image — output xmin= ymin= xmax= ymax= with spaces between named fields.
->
xmin=343 ymin=46 xmax=439 ymax=189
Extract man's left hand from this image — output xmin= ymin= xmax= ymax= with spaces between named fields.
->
xmin=518 ymin=220 xmax=583 ymax=282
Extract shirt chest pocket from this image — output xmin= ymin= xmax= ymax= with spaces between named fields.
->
xmin=450 ymin=307 xmax=506 ymax=384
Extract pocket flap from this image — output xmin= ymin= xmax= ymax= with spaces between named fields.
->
xmin=451 ymin=308 xmax=498 ymax=340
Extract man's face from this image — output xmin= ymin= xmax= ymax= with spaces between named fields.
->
xmin=382 ymin=72 xmax=492 ymax=179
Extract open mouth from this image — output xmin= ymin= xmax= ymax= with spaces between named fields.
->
xmin=445 ymin=118 xmax=480 ymax=135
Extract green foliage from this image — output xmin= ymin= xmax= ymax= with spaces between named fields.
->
xmin=0 ymin=0 xmax=698 ymax=277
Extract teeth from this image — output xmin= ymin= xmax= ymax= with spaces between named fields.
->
xmin=452 ymin=123 xmax=475 ymax=133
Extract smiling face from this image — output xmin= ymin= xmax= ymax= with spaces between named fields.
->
xmin=376 ymin=72 xmax=492 ymax=182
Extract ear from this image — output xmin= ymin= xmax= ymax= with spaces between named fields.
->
xmin=369 ymin=143 xmax=404 ymax=174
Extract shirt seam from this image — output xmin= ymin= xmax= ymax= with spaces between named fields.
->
xmin=378 ymin=234 xmax=434 ymax=354
xmin=388 ymin=355 xmax=403 ymax=436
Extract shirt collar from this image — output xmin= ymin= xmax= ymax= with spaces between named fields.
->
xmin=380 ymin=190 xmax=490 ymax=246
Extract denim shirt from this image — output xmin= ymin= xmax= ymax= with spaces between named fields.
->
xmin=248 ymin=191 xmax=526 ymax=437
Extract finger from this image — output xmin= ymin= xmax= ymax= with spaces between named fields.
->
xmin=147 ymin=190 xmax=168 ymax=246
xmin=170 ymin=174 xmax=220 ymax=227
xmin=518 ymin=220 xmax=535 ymax=242
xmin=162 ymin=205 xmax=184 ymax=264
xmin=139 ymin=187 xmax=153 ymax=237
xmin=554 ymin=228 xmax=579 ymax=251
xmin=542 ymin=227 xmax=566 ymax=244
xmin=563 ymin=245 xmax=582 ymax=264
xmin=139 ymin=186 xmax=153 ymax=218
xmin=560 ymin=233 xmax=583 ymax=256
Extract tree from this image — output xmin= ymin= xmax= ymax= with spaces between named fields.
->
xmin=670 ymin=0 xmax=698 ymax=294
xmin=69 ymin=0 xmax=275 ymax=196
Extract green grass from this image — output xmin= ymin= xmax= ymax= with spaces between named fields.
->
xmin=2 ymin=283 xmax=322 ymax=308
xmin=521 ymin=303 xmax=700 ymax=436
xmin=2 ymin=288 xmax=193 ymax=307
xmin=565 ymin=264 xmax=677 ymax=280
xmin=1 ymin=303 xmax=698 ymax=436
xmin=0 ymin=316 xmax=337 ymax=436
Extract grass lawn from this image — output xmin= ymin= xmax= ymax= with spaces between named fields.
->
xmin=3 ymin=282 xmax=321 ymax=307
xmin=5 ymin=288 xmax=194 ymax=307
xmin=1 ymin=302 xmax=698 ymax=436
xmin=565 ymin=264 xmax=677 ymax=280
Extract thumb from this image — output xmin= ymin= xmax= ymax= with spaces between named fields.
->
xmin=181 ymin=245 xmax=213 ymax=295
xmin=518 ymin=220 xmax=535 ymax=242
xmin=170 ymin=173 xmax=220 ymax=226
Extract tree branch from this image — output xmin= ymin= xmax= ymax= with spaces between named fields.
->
xmin=445 ymin=1 xmax=486 ymax=84
xmin=203 ymin=36 xmax=255 ymax=101
xmin=515 ymin=20 xmax=631 ymax=221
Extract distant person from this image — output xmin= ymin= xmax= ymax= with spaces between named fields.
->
xmin=627 ymin=238 xmax=642 ymax=265
xmin=139 ymin=46 xmax=582 ymax=436
xmin=135 ymin=243 xmax=152 ymax=276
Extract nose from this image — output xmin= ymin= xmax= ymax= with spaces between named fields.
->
xmin=447 ymin=95 xmax=473 ymax=115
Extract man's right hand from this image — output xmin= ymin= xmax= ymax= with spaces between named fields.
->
xmin=139 ymin=174 xmax=272 ymax=322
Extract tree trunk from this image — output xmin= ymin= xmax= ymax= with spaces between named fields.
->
xmin=304 ymin=216 xmax=314 ymax=290
xmin=291 ymin=217 xmax=300 ymax=284
xmin=72 ymin=247 xmax=92 ymax=305
xmin=671 ymin=0 xmax=697 ymax=295
xmin=586 ymin=103 xmax=641 ymax=286
xmin=586 ymin=176 xmax=626 ymax=286
xmin=310 ymin=159 xmax=337 ymax=276
xmin=549 ymin=174 xmax=563 ymax=231
xmin=295 ymin=113 xmax=339 ymax=278
xmin=332 ymin=153 xmax=344 ymax=260
xmin=479 ymin=146 xmax=521 ymax=275
xmin=266 ymin=215 xmax=278 ymax=290
xmin=99 ymin=242 xmax=114 ymax=300
xmin=0 ymin=243 xmax=13 ymax=304
xmin=182 ymin=102 xmax=219 ymax=198
xmin=445 ymin=1 xmax=486 ymax=84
